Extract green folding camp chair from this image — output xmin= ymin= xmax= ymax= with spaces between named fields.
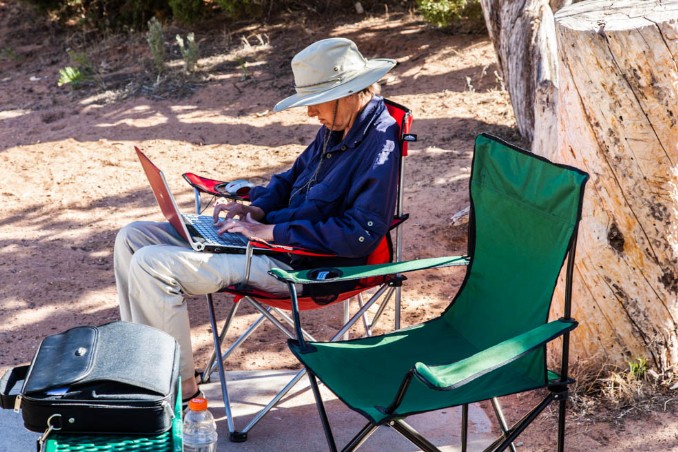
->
xmin=272 ymin=133 xmax=589 ymax=451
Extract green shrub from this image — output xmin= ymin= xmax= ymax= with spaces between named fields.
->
xmin=168 ymin=0 xmax=205 ymax=25
xmin=23 ymin=0 xmax=172 ymax=31
xmin=57 ymin=66 xmax=84 ymax=87
xmin=628 ymin=357 xmax=648 ymax=380
xmin=416 ymin=0 xmax=485 ymax=31
xmin=213 ymin=0 xmax=263 ymax=19
xmin=176 ymin=33 xmax=199 ymax=73
xmin=57 ymin=50 xmax=105 ymax=89
xmin=147 ymin=17 xmax=165 ymax=73
xmin=24 ymin=1 xmax=441 ymax=32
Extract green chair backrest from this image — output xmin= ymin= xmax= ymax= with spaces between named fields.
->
xmin=443 ymin=134 xmax=588 ymax=349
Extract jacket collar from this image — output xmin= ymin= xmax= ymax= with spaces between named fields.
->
xmin=327 ymin=95 xmax=384 ymax=153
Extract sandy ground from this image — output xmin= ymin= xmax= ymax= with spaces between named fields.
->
xmin=1 ymin=2 xmax=676 ymax=450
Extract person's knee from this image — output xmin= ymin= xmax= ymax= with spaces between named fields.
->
xmin=130 ymin=245 xmax=162 ymax=273
xmin=130 ymin=246 xmax=185 ymax=302
xmin=115 ymin=221 xmax=142 ymax=251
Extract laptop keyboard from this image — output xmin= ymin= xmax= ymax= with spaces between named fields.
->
xmin=183 ymin=214 xmax=249 ymax=247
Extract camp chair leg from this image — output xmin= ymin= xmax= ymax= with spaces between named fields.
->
xmin=307 ymin=370 xmax=338 ymax=452
xmin=391 ymin=419 xmax=440 ymax=452
xmin=238 ymin=291 xmax=396 ymax=435
xmin=356 ymin=294 xmax=373 ymax=336
xmin=206 ymin=293 xmax=244 ymax=441
xmin=461 ymin=404 xmax=468 ymax=452
xmin=241 ymin=368 xmax=308 ymax=434
xmin=484 ymin=393 xmax=556 ymax=452
xmin=203 ymin=280 xmax=401 ymax=439
xmin=208 ymin=311 xmax=267 ymax=377
xmin=353 ymin=285 xmax=395 ymax=338
xmin=552 ymin=380 xmax=570 ymax=452
xmin=331 ymin=287 xmax=390 ymax=340
xmin=342 ymin=299 xmax=350 ymax=340
xmin=203 ymin=295 xmax=244 ymax=381
xmin=343 ymin=422 xmax=380 ymax=451
xmin=247 ymin=299 xmax=317 ymax=341
xmin=394 ymin=284 xmax=402 ymax=329
xmin=367 ymin=286 xmax=396 ymax=331
xmin=558 ymin=397 xmax=567 ymax=452
xmin=338 ymin=284 xmax=396 ymax=341
xmin=206 ymin=305 xmax=271 ymax=378
xmin=490 ymin=398 xmax=517 ymax=452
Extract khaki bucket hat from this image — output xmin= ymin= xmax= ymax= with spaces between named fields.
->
xmin=273 ymin=38 xmax=396 ymax=112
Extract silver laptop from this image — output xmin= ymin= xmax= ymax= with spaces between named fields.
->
xmin=135 ymin=146 xmax=250 ymax=254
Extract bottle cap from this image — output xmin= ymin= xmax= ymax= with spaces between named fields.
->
xmin=188 ymin=397 xmax=208 ymax=411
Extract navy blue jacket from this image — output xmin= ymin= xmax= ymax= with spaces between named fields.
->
xmin=250 ymin=96 xmax=399 ymax=264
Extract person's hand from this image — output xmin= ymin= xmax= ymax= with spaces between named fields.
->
xmin=215 ymin=213 xmax=274 ymax=242
xmin=213 ymin=202 xmax=264 ymax=223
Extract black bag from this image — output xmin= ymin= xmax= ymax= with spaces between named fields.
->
xmin=0 ymin=321 xmax=180 ymax=435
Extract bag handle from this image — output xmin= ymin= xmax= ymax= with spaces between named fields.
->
xmin=0 ymin=365 xmax=28 ymax=409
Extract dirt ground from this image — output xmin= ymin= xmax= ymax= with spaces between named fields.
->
xmin=1 ymin=1 xmax=676 ymax=450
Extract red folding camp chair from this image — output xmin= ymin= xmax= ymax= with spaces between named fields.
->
xmin=182 ymin=99 xmax=415 ymax=442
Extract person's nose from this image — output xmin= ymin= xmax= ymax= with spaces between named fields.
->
xmin=307 ymin=105 xmax=318 ymax=117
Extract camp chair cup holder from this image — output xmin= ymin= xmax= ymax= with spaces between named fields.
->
xmin=306 ymin=268 xmax=344 ymax=281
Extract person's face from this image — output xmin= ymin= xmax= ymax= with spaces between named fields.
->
xmin=306 ymin=95 xmax=360 ymax=132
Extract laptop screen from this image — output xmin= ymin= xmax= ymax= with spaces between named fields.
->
xmin=135 ymin=147 xmax=191 ymax=243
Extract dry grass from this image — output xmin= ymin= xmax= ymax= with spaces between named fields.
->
xmin=567 ymin=356 xmax=678 ymax=424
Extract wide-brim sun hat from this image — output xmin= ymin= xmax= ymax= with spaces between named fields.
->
xmin=273 ymin=37 xmax=396 ymax=112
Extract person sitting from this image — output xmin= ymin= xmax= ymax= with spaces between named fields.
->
xmin=114 ymin=37 xmax=400 ymax=404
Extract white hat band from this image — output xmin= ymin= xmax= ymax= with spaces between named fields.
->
xmin=294 ymin=67 xmax=364 ymax=94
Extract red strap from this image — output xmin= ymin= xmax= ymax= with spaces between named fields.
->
xmin=385 ymin=99 xmax=414 ymax=157
xmin=249 ymin=238 xmax=336 ymax=257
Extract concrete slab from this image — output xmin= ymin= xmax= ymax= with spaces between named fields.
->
xmin=203 ymin=370 xmax=496 ymax=451
xmin=0 ymin=403 xmax=35 ymax=452
xmin=0 ymin=370 xmax=497 ymax=451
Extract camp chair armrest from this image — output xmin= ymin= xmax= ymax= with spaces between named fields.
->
xmin=182 ymin=172 xmax=251 ymax=201
xmin=414 ymin=319 xmax=578 ymax=390
xmin=268 ymin=255 xmax=470 ymax=284
xmin=248 ymin=238 xmax=337 ymax=257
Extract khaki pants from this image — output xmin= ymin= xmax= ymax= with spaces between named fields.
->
xmin=114 ymin=221 xmax=293 ymax=382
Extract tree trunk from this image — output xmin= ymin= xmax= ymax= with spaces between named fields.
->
xmin=544 ymin=0 xmax=678 ymax=373
xmin=479 ymin=0 xmax=571 ymax=144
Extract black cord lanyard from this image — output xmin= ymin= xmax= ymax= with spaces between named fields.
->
xmin=289 ymin=101 xmax=338 ymax=204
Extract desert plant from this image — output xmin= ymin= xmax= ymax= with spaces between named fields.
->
xmin=416 ymin=0 xmax=484 ymax=31
xmin=25 ymin=0 xmax=171 ymax=31
xmin=57 ymin=50 xmax=105 ymax=89
xmin=629 ymin=357 xmax=648 ymax=380
xmin=146 ymin=17 xmax=165 ymax=73
xmin=168 ymin=0 xmax=205 ymax=24
xmin=57 ymin=66 xmax=84 ymax=87
xmin=176 ymin=33 xmax=199 ymax=73
xmin=214 ymin=0 xmax=263 ymax=19
xmin=1 ymin=47 xmax=21 ymax=62
xmin=237 ymin=57 xmax=248 ymax=81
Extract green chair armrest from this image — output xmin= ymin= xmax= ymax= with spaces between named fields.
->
xmin=414 ymin=319 xmax=578 ymax=390
xmin=268 ymin=255 xmax=470 ymax=285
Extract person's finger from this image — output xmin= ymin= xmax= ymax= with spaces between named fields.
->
xmin=227 ymin=221 xmax=252 ymax=238
xmin=216 ymin=221 xmax=229 ymax=235
xmin=224 ymin=204 xmax=247 ymax=220
xmin=217 ymin=218 xmax=236 ymax=235
xmin=212 ymin=203 xmax=227 ymax=223
xmin=243 ymin=212 xmax=259 ymax=224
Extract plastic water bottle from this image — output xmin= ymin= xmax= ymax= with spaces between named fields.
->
xmin=183 ymin=397 xmax=218 ymax=452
